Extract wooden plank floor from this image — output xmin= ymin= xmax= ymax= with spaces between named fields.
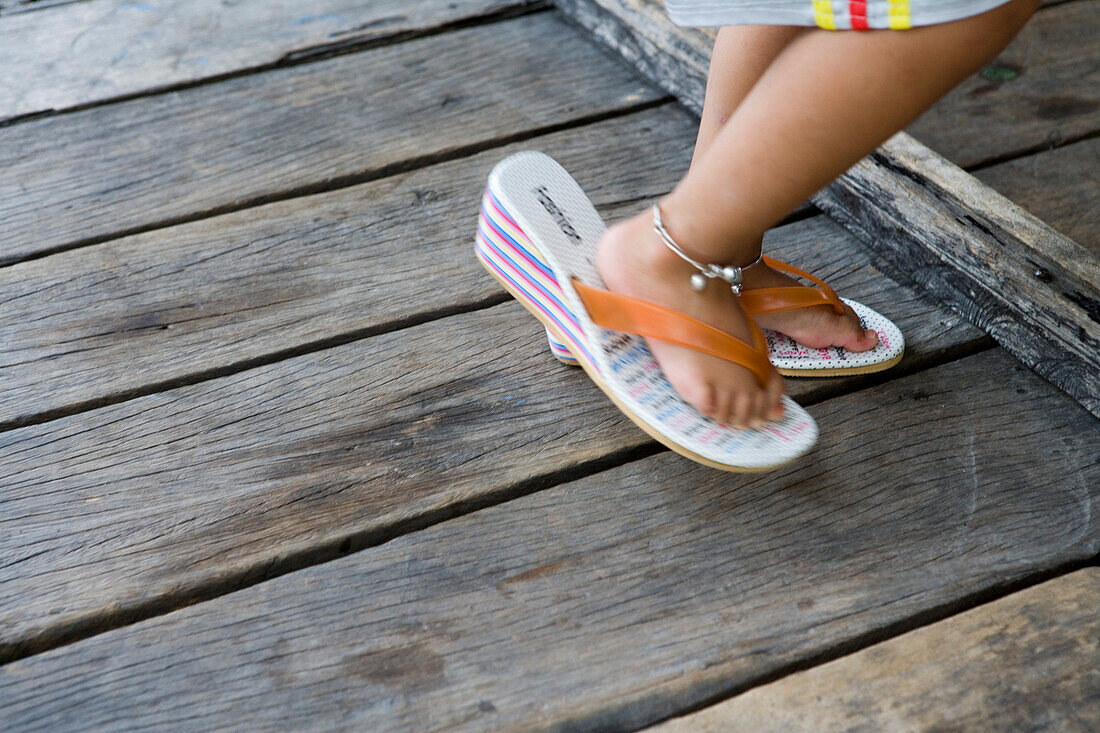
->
xmin=0 ymin=0 xmax=1097 ymax=729
xmin=650 ymin=568 xmax=1100 ymax=731
xmin=0 ymin=11 xmax=661 ymax=263
xmin=0 ymin=0 xmax=548 ymax=122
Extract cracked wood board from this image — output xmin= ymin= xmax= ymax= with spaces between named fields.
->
xmin=817 ymin=133 xmax=1100 ymax=418
xmin=975 ymin=135 xmax=1099 ymax=254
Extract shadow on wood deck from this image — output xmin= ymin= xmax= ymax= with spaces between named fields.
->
xmin=0 ymin=0 xmax=1096 ymax=730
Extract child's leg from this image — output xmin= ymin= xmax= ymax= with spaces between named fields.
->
xmin=691 ymin=26 xmax=805 ymax=165
xmin=597 ymin=0 xmax=1038 ymax=429
xmin=692 ymin=25 xmax=877 ymax=356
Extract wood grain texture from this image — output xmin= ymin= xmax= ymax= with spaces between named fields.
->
xmin=816 ymin=133 xmax=1100 ymax=417
xmin=0 ymin=0 xmax=84 ymax=14
xmin=555 ymin=0 xmax=1100 ymax=418
xmin=976 ymin=135 xmax=1099 ymax=254
xmin=555 ymin=0 xmax=712 ymax=113
xmin=651 ymin=568 xmax=1100 ymax=732
xmin=0 ymin=302 xmax=639 ymax=662
xmin=1 ymin=349 xmax=1096 ymax=731
xmin=0 ymin=227 xmax=985 ymax=661
xmin=0 ymin=11 xmax=662 ymax=263
xmin=907 ymin=0 xmax=1100 ymax=168
xmin=0 ymin=104 xmax=984 ymax=428
xmin=0 ymin=0 xmax=544 ymax=120
xmin=0 ymin=107 xmax=692 ymax=428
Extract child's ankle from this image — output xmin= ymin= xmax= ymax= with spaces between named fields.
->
xmin=600 ymin=212 xmax=687 ymax=275
xmin=653 ymin=199 xmax=762 ymax=269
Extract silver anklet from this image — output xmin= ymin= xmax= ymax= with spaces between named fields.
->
xmin=652 ymin=203 xmax=762 ymax=295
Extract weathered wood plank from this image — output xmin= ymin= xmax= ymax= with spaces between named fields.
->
xmin=0 ymin=0 xmax=83 ymax=14
xmin=0 ymin=107 xmax=689 ymax=427
xmin=555 ymin=0 xmax=712 ymax=115
xmin=907 ymin=0 xmax=1100 ymax=168
xmin=1 ymin=349 xmax=1096 ymax=730
xmin=0 ymin=12 xmax=662 ymax=264
xmin=816 ymin=134 xmax=1100 ymax=417
xmin=0 ymin=302 xmax=640 ymax=662
xmin=0 ymin=229 xmax=985 ymax=661
xmin=976 ymin=135 xmax=1099 ymax=254
xmin=0 ymin=0 xmax=545 ymax=121
xmin=650 ymin=568 xmax=1100 ymax=732
xmin=554 ymin=0 xmax=1100 ymax=418
xmin=0 ymin=104 xmax=983 ymax=429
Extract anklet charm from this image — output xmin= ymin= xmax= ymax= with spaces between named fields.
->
xmin=652 ymin=204 xmax=762 ymax=295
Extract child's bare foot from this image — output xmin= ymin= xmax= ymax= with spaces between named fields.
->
xmin=742 ymin=263 xmax=879 ymax=351
xmin=595 ymin=211 xmax=785 ymax=429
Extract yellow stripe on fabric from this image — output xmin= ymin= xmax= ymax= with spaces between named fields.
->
xmin=813 ymin=0 xmax=837 ymax=29
xmin=887 ymin=0 xmax=912 ymax=28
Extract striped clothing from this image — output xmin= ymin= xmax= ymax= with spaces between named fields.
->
xmin=664 ymin=0 xmax=1012 ymax=29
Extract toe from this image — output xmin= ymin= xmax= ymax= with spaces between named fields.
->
xmin=765 ymin=373 xmax=785 ymax=421
xmin=730 ymin=392 xmax=753 ymax=430
xmin=714 ymin=390 xmax=734 ymax=426
xmin=837 ymin=306 xmax=878 ymax=352
xmin=673 ymin=376 xmax=717 ymax=420
xmin=696 ymin=382 xmax=720 ymax=420
xmin=848 ymin=324 xmax=879 ymax=352
xmin=747 ymin=389 xmax=766 ymax=430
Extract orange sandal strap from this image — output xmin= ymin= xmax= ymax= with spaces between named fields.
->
xmin=738 ymin=256 xmax=846 ymax=316
xmin=572 ymin=280 xmax=773 ymax=389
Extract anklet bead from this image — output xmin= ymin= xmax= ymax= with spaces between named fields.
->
xmin=721 ymin=265 xmax=742 ymax=286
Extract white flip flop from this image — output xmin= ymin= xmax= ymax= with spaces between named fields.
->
xmin=474 ymin=151 xmax=817 ymax=472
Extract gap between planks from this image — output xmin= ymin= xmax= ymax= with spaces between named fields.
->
xmin=1 ymin=347 xmax=1096 ymax=729
xmin=963 ymin=124 xmax=1100 ymax=175
xmin=0 ymin=206 xmax=985 ymax=433
xmin=0 ymin=0 xmax=552 ymax=126
xmin=4 ymin=478 xmax=1093 ymax=720
xmin=2 ymin=0 xmax=1094 ymax=269
xmin=0 ymin=10 xmax=673 ymax=266
xmin=0 ymin=99 xmax=674 ymax=268
xmin=647 ymin=566 xmax=1100 ymax=731
xmin=0 ymin=300 xmax=993 ymax=664
xmin=639 ymin=557 xmax=1100 ymax=731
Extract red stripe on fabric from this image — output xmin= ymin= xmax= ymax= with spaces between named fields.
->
xmin=849 ymin=0 xmax=869 ymax=29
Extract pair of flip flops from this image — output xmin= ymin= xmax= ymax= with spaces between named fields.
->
xmin=474 ymin=152 xmax=904 ymax=471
